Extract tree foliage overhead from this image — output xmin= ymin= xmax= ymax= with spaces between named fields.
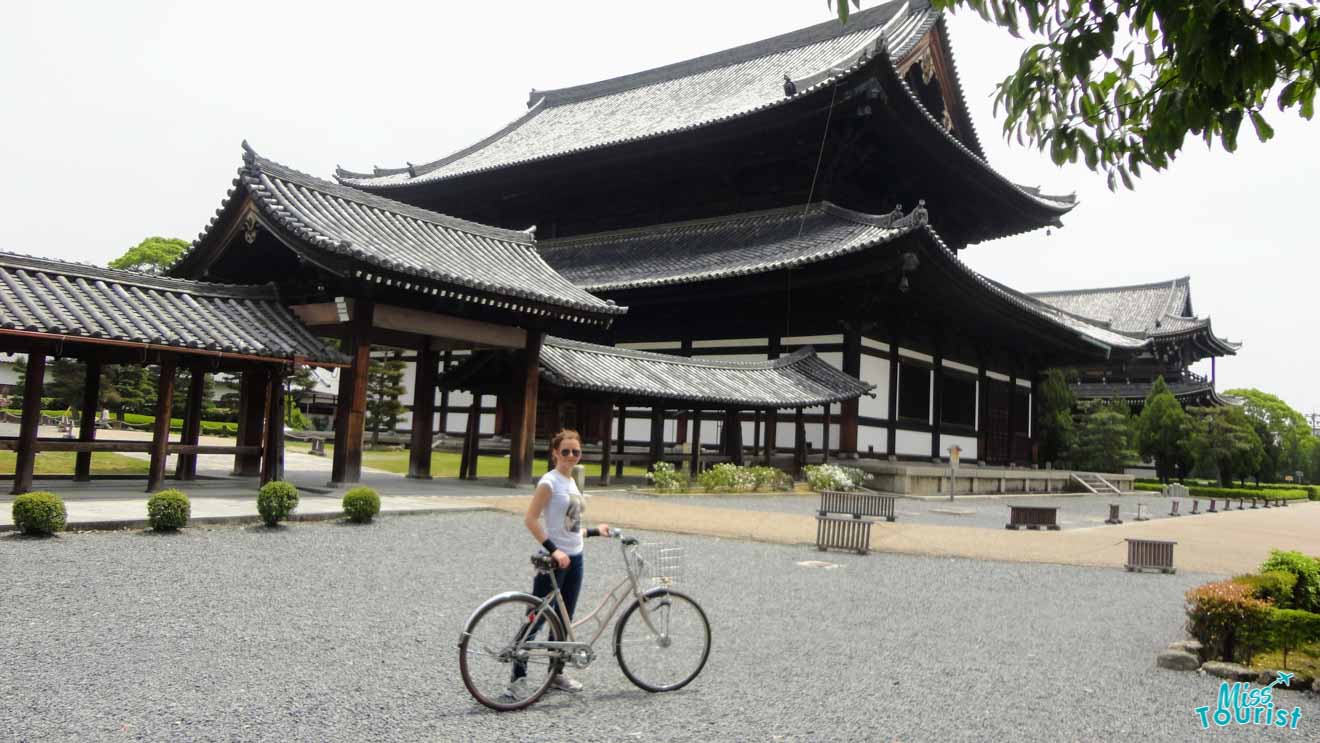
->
xmin=1187 ymin=404 xmax=1264 ymax=485
xmin=1226 ymin=387 xmax=1313 ymax=478
xmin=108 ymin=236 xmax=189 ymax=274
xmin=829 ymin=0 xmax=1319 ymax=188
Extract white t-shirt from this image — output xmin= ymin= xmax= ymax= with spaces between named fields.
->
xmin=538 ymin=469 xmax=584 ymax=556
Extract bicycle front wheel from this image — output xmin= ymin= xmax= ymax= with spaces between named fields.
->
xmin=613 ymin=588 xmax=711 ymax=692
xmin=458 ymin=593 xmax=566 ymax=711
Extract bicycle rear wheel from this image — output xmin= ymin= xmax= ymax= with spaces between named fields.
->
xmin=613 ymin=588 xmax=711 ymax=692
xmin=459 ymin=593 xmax=565 ymax=711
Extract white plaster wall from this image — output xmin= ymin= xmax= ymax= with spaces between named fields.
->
xmin=859 ymin=355 xmax=890 ymax=419
xmin=857 ymin=424 xmax=887 ymax=456
xmin=941 ymin=434 xmax=978 ymax=461
xmin=895 ymin=429 xmax=932 ymax=457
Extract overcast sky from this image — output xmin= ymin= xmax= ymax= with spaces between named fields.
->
xmin=2 ymin=1 xmax=1313 ymax=415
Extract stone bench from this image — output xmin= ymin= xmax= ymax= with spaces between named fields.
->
xmin=1006 ymin=505 xmax=1061 ymax=531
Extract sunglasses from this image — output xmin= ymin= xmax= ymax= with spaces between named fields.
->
xmin=558 ymin=448 xmax=582 ymax=457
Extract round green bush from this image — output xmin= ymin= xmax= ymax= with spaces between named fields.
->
xmin=12 ymin=492 xmax=67 ymax=536
xmin=146 ymin=489 xmax=190 ymax=531
xmin=256 ymin=481 xmax=300 ymax=526
xmin=342 ymin=486 xmax=381 ymax=523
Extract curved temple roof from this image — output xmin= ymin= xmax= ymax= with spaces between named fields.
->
xmin=450 ymin=338 xmax=875 ymax=408
xmin=0 ymin=252 xmax=344 ymax=365
xmin=335 ymin=1 xmax=1073 ymax=220
xmin=174 ymin=144 xmax=624 ymax=323
xmin=1029 ymin=277 xmax=1238 ymax=356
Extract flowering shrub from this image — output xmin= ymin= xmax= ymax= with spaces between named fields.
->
xmin=803 ymin=464 xmax=867 ymax=492
xmin=697 ymin=463 xmax=757 ymax=492
xmin=747 ymin=466 xmax=793 ymax=491
xmin=647 ymin=461 xmax=688 ymax=492
xmin=1185 ymin=580 xmax=1273 ymax=663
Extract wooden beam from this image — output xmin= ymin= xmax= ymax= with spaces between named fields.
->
xmin=822 ymin=404 xmax=831 ymax=463
xmin=146 ymin=358 xmax=177 ymax=493
xmin=508 ymin=331 xmax=543 ymax=484
xmin=648 ymin=406 xmax=665 ymax=468
xmin=331 ymin=300 xmax=374 ymax=485
xmin=794 ymin=407 xmax=806 ymax=478
xmin=728 ymin=410 xmax=744 ymax=466
xmin=887 ymin=332 xmax=900 ymax=457
xmin=689 ymin=409 xmax=702 ymax=476
xmin=175 ymin=366 xmax=207 ymax=481
xmin=439 ymin=349 xmax=452 ymax=434
xmin=11 ymin=351 xmax=46 ymax=495
xmin=764 ymin=409 xmax=778 ymax=465
xmin=614 ymin=404 xmax=626 ymax=479
xmin=73 ymin=358 xmax=102 ymax=482
xmin=260 ymin=369 xmax=285 ymax=485
xmin=464 ymin=396 xmax=481 ymax=479
xmin=839 ymin=328 xmax=861 ymax=455
xmin=408 ymin=338 xmax=438 ymax=479
xmin=374 ymin=303 xmax=527 ymax=349
xmin=931 ymin=343 xmax=944 ymax=461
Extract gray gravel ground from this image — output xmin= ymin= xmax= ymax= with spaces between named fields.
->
xmin=608 ymin=490 xmax=1263 ymax=530
xmin=2 ymin=511 xmax=1316 ymax=742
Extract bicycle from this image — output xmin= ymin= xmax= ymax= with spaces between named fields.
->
xmin=458 ymin=530 xmax=711 ymax=711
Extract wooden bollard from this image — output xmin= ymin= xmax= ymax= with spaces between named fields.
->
xmin=1105 ymin=504 xmax=1123 ymax=525
xmin=1170 ymin=499 xmax=1181 ymax=517
xmin=1207 ymin=499 xmax=1218 ymax=513
xmin=1191 ymin=499 xmax=1201 ymax=514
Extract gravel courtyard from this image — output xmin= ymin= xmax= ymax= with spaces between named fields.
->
xmin=3 ymin=511 xmax=1316 ymax=742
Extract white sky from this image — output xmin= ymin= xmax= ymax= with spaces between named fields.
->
xmin=2 ymin=1 xmax=1312 ymax=414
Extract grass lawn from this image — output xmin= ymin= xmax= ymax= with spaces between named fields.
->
xmin=0 ymin=451 xmax=150 ymax=475
xmin=284 ymin=441 xmax=649 ymax=479
xmin=1250 ymin=644 xmax=1320 ymax=679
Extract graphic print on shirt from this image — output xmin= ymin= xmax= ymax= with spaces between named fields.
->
xmin=564 ymin=491 xmax=582 ymax=534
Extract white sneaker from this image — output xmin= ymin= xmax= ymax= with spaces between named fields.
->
xmin=551 ymin=673 xmax=583 ymax=692
xmin=500 ymin=677 xmax=530 ymax=702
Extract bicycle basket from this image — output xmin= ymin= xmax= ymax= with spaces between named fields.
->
xmin=633 ymin=543 xmax=684 ymax=587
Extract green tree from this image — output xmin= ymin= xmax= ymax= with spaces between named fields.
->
xmin=1136 ymin=376 xmax=1190 ymax=483
xmin=366 ymin=353 xmax=406 ymax=446
xmin=1226 ymin=388 xmax=1314 ymax=478
xmin=286 ymin=365 xmax=318 ymax=425
xmin=1189 ymin=406 xmax=1265 ymax=486
xmin=108 ymin=236 xmax=189 ymax=274
xmin=1073 ymin=399 xmax=1136 ymax=473
xmin=829 ymin=0 xmax=1319 ymax=189
xmin=1035 ymin=368 xmax=1077 ymax=466
xmin=106 ymin=365 xmax=154 ymax=419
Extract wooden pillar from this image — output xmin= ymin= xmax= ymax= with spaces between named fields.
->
xmin=822 ymin=404 xmax=831 ymax=463
xmin=794 ymin=407 xmax=806 ymax=477
xmin=232 ymin=369 xmax=266 ymax=476
xmin=174 ymin=365 xmax=207 ymax=481
xmin=725 ymin=410 xmax=744 ymax=465
xmin=886 ymin=333 xmax=900 ymax=457
xmin=260 ymin=368 xmax=285 ymax=485
xmin=1030 ymin=370 xmax=1040 ymax=466
xmin=689 ymin=409 xmax=702 ymax=475
xmin=331 ymin=300 xmax=374 ymax=485
xmin=648 ymin=405 xmax=664 ymax=468
xmin=931 ymin=344 xmax=944 ymax=461
xmin=12 ymin=350 xmax=46 ymax=495
xmin=508 ymin=330 xmax=543 ymax=484
xmin=599 ymin=402 xmax=614 ymax=486
xmin=614 ymin=404 xmax=626 ymax=478
xmin=764 ymin=409 xmax=778 ymax=465
xmin=73 ymin=358 xmax=102 ymax=482
xmin=146 ymin=357 xmax=177 ymax=493
xmin=439 ymin=349 xmax=452 ymax=434
xmin=840 ymin=327 xmax=861 ymax=455
xmin=752 ymin=411 xmax=761 ymax=458
xmin=408 ymin=338 xmax=438 ymax=479
xmin=458 ymin=395 xmax=480 ymax=479
xmin=1008 ymin=368 xmax=1020 ymax=465
xmin=976 ymin=355 xmax=987 ymax=464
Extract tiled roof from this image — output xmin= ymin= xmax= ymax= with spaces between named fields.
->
xmin=1028 ymin=277 xmax=1237 ymax=355
xmin=540 ymin=201 xmax=929 ymax=291
xmin=177 ymin=144 xmax=623 ymax=321
xmin=1029 ymin=277 xmax=1191 ymax=334
xmin=0 ymin=253 xmax=344 ymax=364
xmin=538 ymin=338 xmax=875 ymax=407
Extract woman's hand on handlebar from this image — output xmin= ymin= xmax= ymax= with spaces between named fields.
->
xmin=551 ymin=548 xmax=569 ymax=569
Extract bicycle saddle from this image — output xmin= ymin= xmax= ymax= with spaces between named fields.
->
xmin=530 ymin=552 xmax=557 ymax=571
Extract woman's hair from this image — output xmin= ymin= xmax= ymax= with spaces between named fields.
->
xmin=549 ymin=428 xmax=582 ymax=466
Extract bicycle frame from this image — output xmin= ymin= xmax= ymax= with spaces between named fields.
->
xmin=520 ymin=538 xmax=667 ymax=660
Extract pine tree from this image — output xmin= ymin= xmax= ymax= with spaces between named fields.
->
xmin=1136 ymin=377 xmax=1191 ymax=484
xmin=366 ymin=353 xmax=406 ymax=446
xmin=1035 ymin=368 xmax=1077 ymax=466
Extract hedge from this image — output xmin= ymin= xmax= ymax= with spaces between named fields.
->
xmin=1133 ymin=482 xmax=1309 ymax=500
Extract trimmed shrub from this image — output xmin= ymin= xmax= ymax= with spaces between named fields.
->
xmin=256 ymin=481 xmax=300 ymax=526
xmin=11 ymin=492 xmax=66 ymax=536
xmin=1185 ymin=580 xmax=1274 ymax=664
xmin=1233 ymin=571 xmax=1298 ymax=608
xmin=803 ymin=464 xmax=867 ymax=492
xmin=342 ymin=487 xmax=381 ymax=524
xmin=697 ymin=463 xmax=756 ymax=492
xmin=647 ymin=461 xmax=687 ymax=492
xmin=1269 ymin=608 xmax=1320 ymax=669
xmin=146 ymin=489 xmax=190 ymax=531
xmin=747 ymin=466 xmax=792 ymax=491
xmin=1259 ymin=550 xmax=1320 ymax=613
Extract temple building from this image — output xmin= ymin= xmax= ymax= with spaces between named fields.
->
xmin=1028 ymin=277 xmax=1239 ymax=409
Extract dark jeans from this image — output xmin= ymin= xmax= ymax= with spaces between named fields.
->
xmin=513 ymin=552 xmax=583 ymax=680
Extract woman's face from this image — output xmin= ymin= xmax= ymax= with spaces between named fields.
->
xmin=555 ymin=437 xmax=582 ymax=469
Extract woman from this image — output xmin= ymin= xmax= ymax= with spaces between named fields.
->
xmin=512 ymin=428 xmax=608 ymax=695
